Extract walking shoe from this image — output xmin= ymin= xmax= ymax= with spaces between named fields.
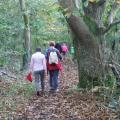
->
xmin=36 ymin=91 xmax=40 ymax=96
xmin=49 ymin=88 xmax=54 ymax=91
xmin=41 ymin=90 xmax=45 ymax=96
xmin=55 ymin=89 xmax=59 ymax=92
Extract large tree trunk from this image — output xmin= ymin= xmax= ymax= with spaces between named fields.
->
xmin=19 ymin=0 xmax=31 ymax=69
xmin=59 ymin=0 xmax=104 ymax=88
xmin=68 ymin=15 xmax=103 ymax=88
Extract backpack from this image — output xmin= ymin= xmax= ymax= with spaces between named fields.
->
xmin=49 ymin=50 xmax=58 ymax=65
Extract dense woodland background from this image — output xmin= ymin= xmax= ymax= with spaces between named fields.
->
xmin=0 ymin=0 xmax=71 ymax=69
xmin=0 ymin=0 xmax=120 ymax=119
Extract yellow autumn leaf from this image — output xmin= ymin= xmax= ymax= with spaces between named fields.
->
xmin=89 ymin=0 xmax=95 ymax=2
xmin=116 ymin=0 xmax=120 ymax=4
xmin=64 ymin=12 xmax=71 ymax=18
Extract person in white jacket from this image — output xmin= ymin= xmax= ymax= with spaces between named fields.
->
xmin=30 ymin=48 xmax=47 ymax=96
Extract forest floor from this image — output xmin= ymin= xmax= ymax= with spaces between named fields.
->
xmin=0 ymin=58 xmax=118 ymax=120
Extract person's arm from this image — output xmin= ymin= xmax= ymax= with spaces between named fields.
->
xmin=43 ymin=56 xmax=47 ymax=71
xmin=60 ymin=45 xmax=62 ymax=53
xmin=45 ymin=49 xmax=49 ymax=61
xmin=43 ymin=56 xmax=47 ymax=75
xmin=56 ymin=50 xmax=62 ymax=60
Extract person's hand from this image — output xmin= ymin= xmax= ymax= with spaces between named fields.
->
xmin=60 ymin=58 xmax=63 ymax=63
xmin=28 ymin=68 xmax=33 ymax=73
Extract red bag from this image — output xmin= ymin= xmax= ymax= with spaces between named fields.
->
xmin=26 ymin=72 xmax=33 ymax=82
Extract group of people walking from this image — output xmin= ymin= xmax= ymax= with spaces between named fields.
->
xmin=29 ymin=41 xmax=68 ymax=96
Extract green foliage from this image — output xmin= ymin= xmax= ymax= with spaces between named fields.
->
xmin=0 ymin=0 xmax=71 ymax=68
xmin=8 ymin=81 xmax=35 ymax=98
xmin=102 ymin=0 xmax=117 ymax=26
xmin=26 ymin=0 xmax=69 ymax=51
xmin=0 ymin=0 xmax=24 ymax=67
xmin=105 ymin=72 xmax=116 ymax=88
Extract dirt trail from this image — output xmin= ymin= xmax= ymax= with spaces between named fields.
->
xmin=15 ymin=59 xmax=116 ymax=120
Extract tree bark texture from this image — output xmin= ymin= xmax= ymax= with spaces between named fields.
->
xmin=68 ymin=15 xmax=103 ymax=88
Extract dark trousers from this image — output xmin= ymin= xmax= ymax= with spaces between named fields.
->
xmin=49 ymin=70 xmax=59 ymax=90
xmin=34 ymin=70 xmax=45 ymax=91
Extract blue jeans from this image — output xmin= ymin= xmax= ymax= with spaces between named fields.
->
xmin=49 ymin=70 xmax=59 ymax=90
xmin=34 ymin=70 xmax=45 ymax=91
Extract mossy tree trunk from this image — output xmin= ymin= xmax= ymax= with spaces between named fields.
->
xmin=67 ymin=15 xmax=102 ymax=88
xmin=19 ymin=0 xmax=31 ymax=69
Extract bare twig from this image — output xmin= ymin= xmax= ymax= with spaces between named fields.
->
xmin=0 ymin=71 xmax=17 ymax=79
xmin=112 ymin=60 xmax=120 ymax=68
xmin=109 ymin=64 xmax=120 ymax=85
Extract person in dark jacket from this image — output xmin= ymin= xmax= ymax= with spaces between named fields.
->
xmin=55 ymin=43 xmax=62 ymax=54
xmin=45 ymin=41 xmax=62 ymax=92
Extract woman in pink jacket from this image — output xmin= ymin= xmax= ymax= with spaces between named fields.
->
xmin=61 ymin=43 xmax=68 ymax=60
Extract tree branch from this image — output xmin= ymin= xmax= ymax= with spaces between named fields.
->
xmin=97 ymin=0 xmax=106 ymax=6
xmin=109 ymin=63 xmax=120 ymax=85
xmin=103 ymin=20 xmax=120 ymax=34
xmin=58 ymin=0 xmax=73 ymax=18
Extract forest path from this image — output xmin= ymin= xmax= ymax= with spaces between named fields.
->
xmin=16 ymin=58 xmax=116 ymax=120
